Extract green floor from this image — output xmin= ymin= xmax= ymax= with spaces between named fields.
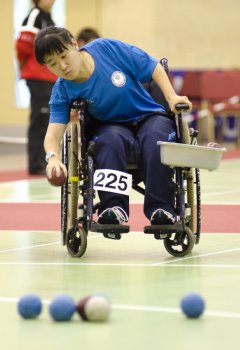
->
xmin=0 ymin=157 xmax=240 ymax=350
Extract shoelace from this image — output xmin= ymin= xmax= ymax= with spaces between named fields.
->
xmin=112 ymin=206 xmax=128 ymax=222
xmin=151 ymin=209 xmax=175 ymax=222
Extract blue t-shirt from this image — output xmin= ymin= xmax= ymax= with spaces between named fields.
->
xmin=49 ymin=38 xmax=165 ymax=124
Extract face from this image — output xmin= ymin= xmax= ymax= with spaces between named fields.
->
xmin=44 ymin=43 xmax=82 ymax=80
xmin=38 ymin=0 xmax=55 ymax=11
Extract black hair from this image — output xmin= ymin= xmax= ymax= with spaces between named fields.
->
xmin=34 ymin=26 xmax=74 ymax=65
xmin=32 ymin=0 xmax=40 ymax=5
xmin=77 ymin=28 xmax=100 ymax=43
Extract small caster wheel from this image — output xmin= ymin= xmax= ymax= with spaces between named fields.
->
xmin=66 ymin=226 xmax=87 ymax=257
xmin=164 ymin=227 xmax=195 ymax=257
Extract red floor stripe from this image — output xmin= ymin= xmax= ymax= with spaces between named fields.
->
xmin=0 ymin=203 xmax=239 ymax=233
xmin=0 ymin=169 xmax=45 ymax=182
xmin=222 ymin=149 xmax=240 ymax=160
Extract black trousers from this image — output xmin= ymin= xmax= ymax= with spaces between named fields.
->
xmin=26 ymin=80 xmax=54 ymax=173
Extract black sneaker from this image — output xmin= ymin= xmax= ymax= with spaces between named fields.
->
xmin=150 ymin=209 xmax=175 ymax=225
xmin=98 ymin=207 xmax=128 ymax=225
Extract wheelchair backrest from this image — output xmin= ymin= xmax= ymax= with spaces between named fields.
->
xmin=143 ymin=80 xmax=171 ymax=113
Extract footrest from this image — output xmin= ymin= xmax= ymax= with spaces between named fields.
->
xmin=91 ymin=223 xmax=130 ymax=234
xmin=144 ymin=222 xmax=184 ymax=235
xmin=90 ymin=223 xmax=129 ymax=240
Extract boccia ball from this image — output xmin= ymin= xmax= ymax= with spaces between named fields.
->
xmin=207 ymin=142 xmax=222 ymax=148
xmin=181 ymin=293 xmax=205 ymax=318
xmin=49 ymin=295 xmax=76 ymax=321
xmin=18 ymin=294 xmax=42 ymax=319
xmin=47 ymin=167 xmax=67 ymax=187
xmin=76 ymin=294 xmax=111 ymax=322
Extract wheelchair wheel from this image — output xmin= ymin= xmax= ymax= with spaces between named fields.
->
xmin=66 ymin=225 xmax=87 ymax=257
xmin=61 ymin=122 xmax=79 ymax=246
xmin=163 ymin=227 xmax=195 ymax=257
xmin=68 ymin=123 xmax=79 ymax=227
xmin=61 ymin=131 xmax=68 ymax=245
xmin=182 ymin=121 xmax=195 ymax=233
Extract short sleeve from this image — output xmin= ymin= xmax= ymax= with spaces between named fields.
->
xmin=129 ymin=45 xmax=158 ymax=82
xmin=49 ymin=81 xmax=70 ymax=124
xmin=105 ymin=40 xmax=158 ymax=83
xmin=86 ymin=39 xmax=158 ymax=83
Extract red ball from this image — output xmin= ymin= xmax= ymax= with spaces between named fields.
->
xmin=47 ymin=168 xmax=67 ymax=187
xmin=76 ymin=296 xmax=90 ymax=321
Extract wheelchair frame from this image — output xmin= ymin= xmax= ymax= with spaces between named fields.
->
xmin=60 ymin=99 xmax=201 ymax=258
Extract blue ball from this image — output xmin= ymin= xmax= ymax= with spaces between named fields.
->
xmin=181 ymin=293 xmax=205 ymax=318
xmin=18 ymin=294 xmax=42 ymax=319
xmin=49 ymin=295 xmax=76 ymax=321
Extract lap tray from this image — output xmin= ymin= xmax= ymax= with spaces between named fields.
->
xmin=158 ymin=141 xmax=226 ymax=171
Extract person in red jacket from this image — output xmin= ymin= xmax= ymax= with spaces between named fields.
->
xmin=15 ymin=0 xmax=57 ymax=175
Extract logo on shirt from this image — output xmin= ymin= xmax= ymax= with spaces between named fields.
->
xmin=111 ymin=71 xmax=126 ymax=87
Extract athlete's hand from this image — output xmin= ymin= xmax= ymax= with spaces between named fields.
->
xmin=46 ymin=158 xmax=67 ymax=179
xmin=168 ymin=95 xmax=192 ymax=114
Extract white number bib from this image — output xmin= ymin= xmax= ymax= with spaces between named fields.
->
xmin=94 ymin=169 xmax=132 ymax=195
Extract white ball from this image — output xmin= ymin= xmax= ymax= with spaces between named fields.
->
xmin=78 ymin=294 xmax=111 ymax=322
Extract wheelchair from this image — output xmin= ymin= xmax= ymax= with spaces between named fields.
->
xmin=60 ymin=62 xmax=201 ymax=259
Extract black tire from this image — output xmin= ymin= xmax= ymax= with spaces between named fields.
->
xmin=66 ymin=225 xmax=87 ymax=257
xmin=182 ymin=121 xmax=195 ymax=233
xmin=68 ymin=123 xmax=79 ymax=228
xmin=61 ymin=123 xmax=79 ymax=245
xmin=195 ymin=167 xmax=201 ymax=244
xmin=61 ymin=131 xmax=68 ymax=245
xmin=163 ymin=227 xmax=195 ymax=257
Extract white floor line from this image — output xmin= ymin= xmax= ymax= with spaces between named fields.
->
xmin=0 ymin=232 xmax=239 ymax=257
xmin=202 ymin=188 xmax=240 ymax=197
xmin=0 ymin=241 xmax=60 ymax=254
xmin=113 ymin=304 xmax=240 ymax=319
xmin=0 ymin=136 xmax=27 ymax=144
xmin=0 ymin=262 xmax=152 ymax=267
xmin=0 ymin=230 xmax=60 ymax=234
xmin=151 ymin=264 xmax=240 ymax=268
xmin=0 ymin=199 xmax=60 ymax=204
xmin=199 ymin=202 xmax=240 ymax=205
xmin=0 ymin=179 xmax=46 ymax=186
xmin=130 ymin=200 xmax=240 ymax=205
xmin=0 ymin=297 xmax=239 ymax=320
xmin=0 ymin=230 xmax=238 ymax=235
xmin=152 ymin=247 xmax=240 ymax=266
xmin=0 ymin=261 xmax=239 ymax=268
xmin=0 ymin=235 xmax=100 ymax=254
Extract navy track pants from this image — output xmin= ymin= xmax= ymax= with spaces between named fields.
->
xmin=93 ymin=114 xmax=176 ymax=221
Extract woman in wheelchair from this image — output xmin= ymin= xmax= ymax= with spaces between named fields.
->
xmin=35 ymin=26 xmax=192 ymax=228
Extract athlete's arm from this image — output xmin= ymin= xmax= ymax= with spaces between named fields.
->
xmin=152 ymin=63 xmax=192 ymax=113
xmin=44 ymin=123 xmax=67 ymax=178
